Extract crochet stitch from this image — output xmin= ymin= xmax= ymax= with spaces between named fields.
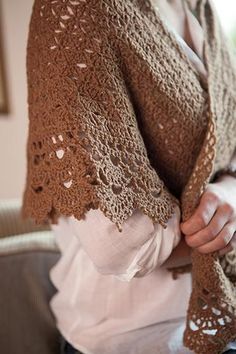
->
xmin=21 ymin=0 xmax=236 ymax=353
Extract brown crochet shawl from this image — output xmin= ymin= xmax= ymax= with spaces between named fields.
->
xmin=21 ymin=0 xmax=236 ymax=352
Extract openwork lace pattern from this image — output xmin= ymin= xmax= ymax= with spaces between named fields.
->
xmin=21 ymin=0 xmax=236 ymax=353
xmin=22 ymin=0 xmax=208 ymax=230
xmin=181 ymin=1 xmax=236 ymax=353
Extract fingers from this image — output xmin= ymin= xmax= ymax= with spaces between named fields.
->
xmin=196 ymin=221 xmax=236 ymax=254
xmin=179 ymin=183 xmax=236 ymax=255
xmin=184 ymin=205 xmax=231 ymax=248
xmin=218 ymin=243 xmax=234 ymax=257
xmin=180 ymin=191 xmax=219 ymax=235
xmin=218 ymin=231 xmax=236 ymax=256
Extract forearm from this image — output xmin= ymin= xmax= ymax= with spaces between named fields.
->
xmin=161 ymin=236 xmax=192 ymax=269
xmin=213 ymin=148 xmax=236 ymax=183
xmin=67 ymin=205 xmax=182 ymax=280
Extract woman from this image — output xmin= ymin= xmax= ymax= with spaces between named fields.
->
xmin=21 ymin=0 xmax=236 ymax=353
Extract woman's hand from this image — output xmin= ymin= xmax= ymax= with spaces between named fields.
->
xmin=180 ymin=175 xmax=236 ymax=256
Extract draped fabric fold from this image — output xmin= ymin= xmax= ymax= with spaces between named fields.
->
xmin=180 ymin=1 xmax=236 ymax=352
xmin=21 ymin=0 xmax=236 ymax=353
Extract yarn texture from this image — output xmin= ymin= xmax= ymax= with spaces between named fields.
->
xmin=21 ymin=0 xmax=236 ymax=353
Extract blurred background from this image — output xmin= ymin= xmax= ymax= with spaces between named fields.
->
xmin=0 ymin=0 xmax=235 ymax=200
xmin=0 ymin=1 xmax=235 ymax=353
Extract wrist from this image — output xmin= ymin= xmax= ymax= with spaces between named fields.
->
xmin=211 ymin=165 xmax=236 ymax=184
xmin=211 ymin=173 xmax=236 ymax=201
xmin=214 ymin=173 xmax=236 ymax=185
xmin=162 ymin=237 xmax=192 ymax=269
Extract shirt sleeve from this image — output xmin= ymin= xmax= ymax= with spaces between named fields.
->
xmin=67 ymin=204 xmax=181 ymax=281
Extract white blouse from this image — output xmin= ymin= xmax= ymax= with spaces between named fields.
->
xmin=48 ymin=2 xmax=236 ymax=353
xmin=50 ymin=206 xmax=193 ymax=354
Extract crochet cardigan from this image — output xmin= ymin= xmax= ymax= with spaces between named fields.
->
xmin=21 ymin=0 xmax=236 ymax=353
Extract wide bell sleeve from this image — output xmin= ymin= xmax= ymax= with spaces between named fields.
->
xmin=21 ymin=0 xmax=180 ymax=232
xmin=65 ymin=204 xmax=182 ymax=280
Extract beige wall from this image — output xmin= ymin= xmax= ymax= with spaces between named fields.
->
xmin=0 ymin=0 xmax=33 ymax=199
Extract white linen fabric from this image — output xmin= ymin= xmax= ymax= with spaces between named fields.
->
xmin=48 ymin=2 xmax=236 ymax=353
xmin=50 ymin=207 xmax=193 ymax=354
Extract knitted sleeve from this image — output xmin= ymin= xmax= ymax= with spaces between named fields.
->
xmin=21 ymin=0 xmax=179 ymax=232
